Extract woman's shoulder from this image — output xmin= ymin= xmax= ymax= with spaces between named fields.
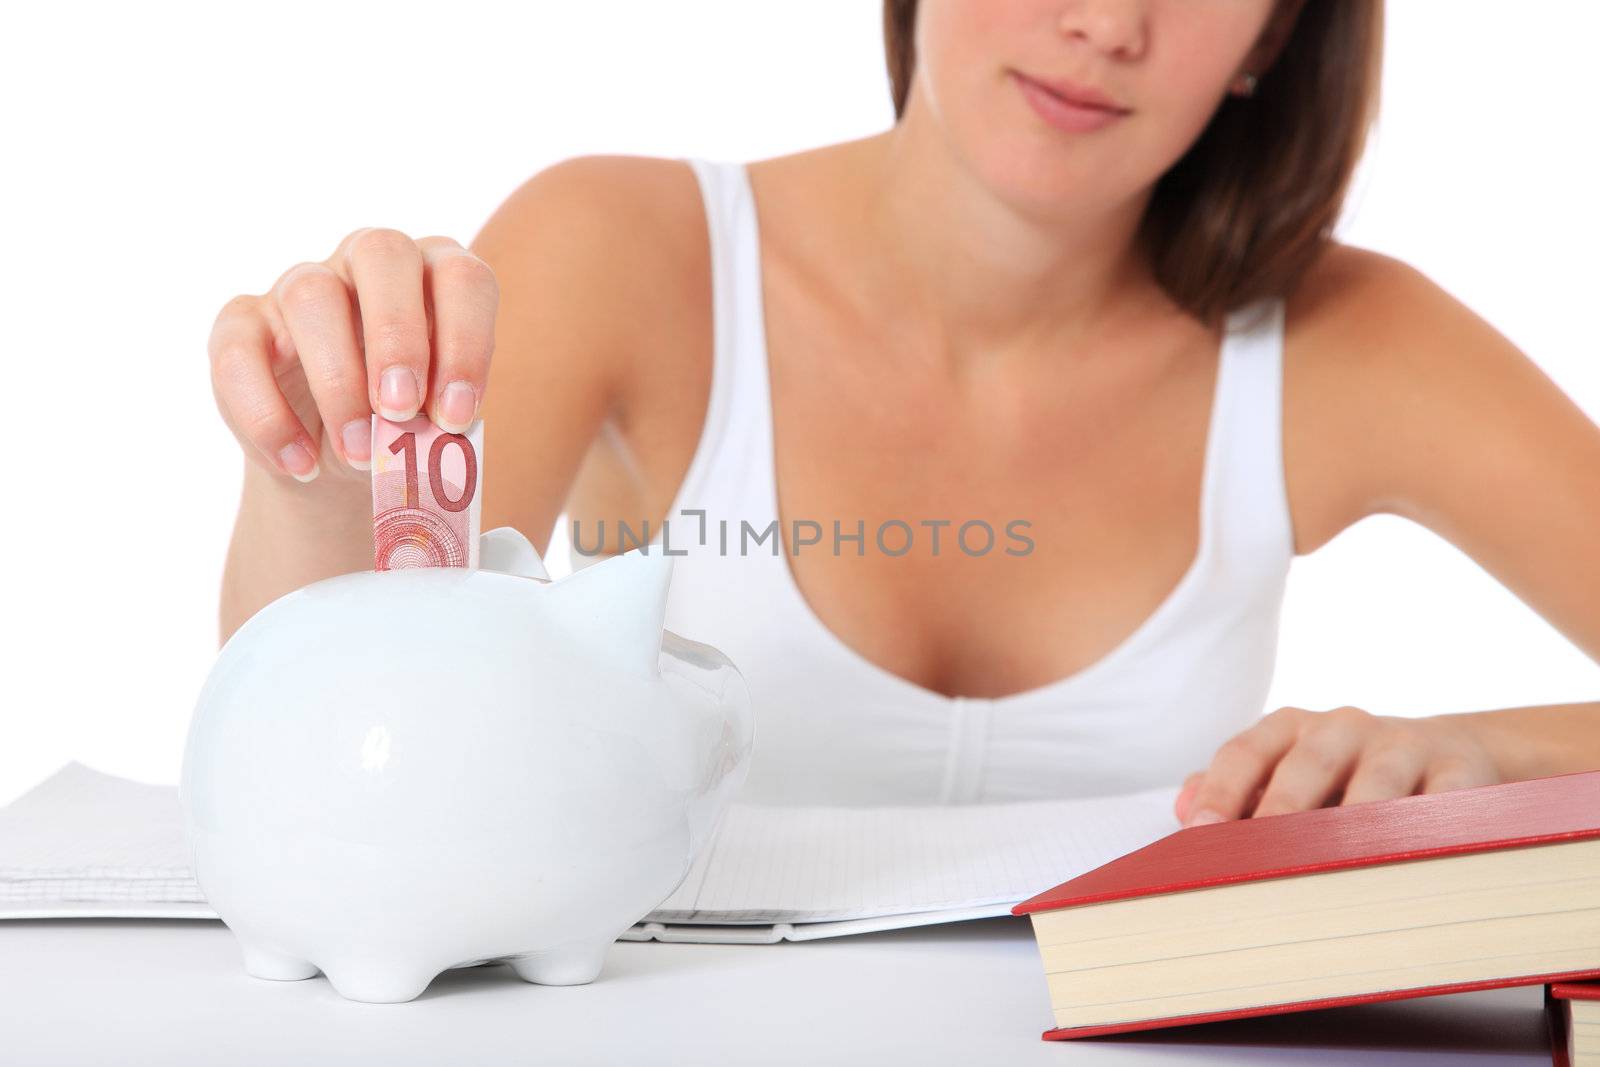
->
xmin=476 ymin=153 xmax=711 ymax=337
xmin=475 ymin=152 xmax=715 ymax=399
xmin=485 ymin=153 xmax=706 ymax=240
xmin=1284 ymin=242 xmax=1468 ymax=352
xmin=1279 ymin=241 xmax=1557 ymax=554
xmin=1280 ymin=242 xmax=1478 ymax=434
xmin=473 ymin=155 xmax=718 ymax=541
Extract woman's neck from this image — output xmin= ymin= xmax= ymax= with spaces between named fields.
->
xmin=844 ymin=105 xmax=1163 ymax=368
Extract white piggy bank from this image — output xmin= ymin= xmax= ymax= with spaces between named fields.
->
xmin=180 ymin=529 xmax=752 ymax=1003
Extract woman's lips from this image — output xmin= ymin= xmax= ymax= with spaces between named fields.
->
xmin=1010 ymin=70 xmax=1130 ymax=134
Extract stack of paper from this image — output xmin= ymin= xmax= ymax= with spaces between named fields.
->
xmin=0 ymin=763 xmax=1181 ymax=943
xmin=0 ymin=763 xmax=212 ymax=919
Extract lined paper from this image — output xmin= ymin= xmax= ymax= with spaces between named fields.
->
xmin=0 ymin=762 xmax=201 ymax=908
xmin=0 ymin=763 xmax=1182 ymax=940
xmin=646 ymin=787 xmax=1182 ymax=924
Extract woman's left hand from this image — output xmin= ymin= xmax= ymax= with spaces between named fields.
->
xmin=1174 ymin=705 xmax=1502 ymax=827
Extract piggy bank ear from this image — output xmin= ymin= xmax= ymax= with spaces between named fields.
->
xmin=479 ymin=527 xmax=550 ymax=580
xmin=539 ymin=548 xmax=674 ymax=676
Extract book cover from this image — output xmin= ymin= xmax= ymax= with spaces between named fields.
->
xmin=1013 ymin=770 xmax=1600 ymax=1041
xmin=1549 ymin=982 xmax=1600 ymax=1067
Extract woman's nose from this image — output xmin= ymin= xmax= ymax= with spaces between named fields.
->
xmin=1056 ymin=0 xmax=1150 ymax=61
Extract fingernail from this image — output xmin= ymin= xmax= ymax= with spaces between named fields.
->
xmin=1185 ymin=809 xmax=1225 ymax=827
xmin=436 ymin=381 xmax=477 ymax=433
xmin=341 ymin=419 xmax=372 ymax=470
xmin=378 ymin=366 xmax=420 ymax=421
xmin=278 ymin=442 xmax=319 ymax=483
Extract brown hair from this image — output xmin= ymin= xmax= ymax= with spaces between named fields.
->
xmin=882 ymin=0 xmax=1384 ymax=323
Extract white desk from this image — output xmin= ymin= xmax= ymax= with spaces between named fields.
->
xmin=1 ymin=915 xmax=1554 ymax=1065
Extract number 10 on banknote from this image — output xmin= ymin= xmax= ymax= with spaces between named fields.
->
xmin=370 ymin=415 xmax=484 ymax=571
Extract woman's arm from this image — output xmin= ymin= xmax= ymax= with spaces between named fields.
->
xmin=1179 ymin=246 xmax=1600 ymax=824
xmin=213 ymin=157 xmax=661 ymax=641
xmin=1447 ymin=700 xmax=1600 ymax=781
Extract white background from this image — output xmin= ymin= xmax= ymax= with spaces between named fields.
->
xmin=1 ymin=1 xmax=1596 ymax=804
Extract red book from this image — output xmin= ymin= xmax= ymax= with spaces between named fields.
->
xmin=1011 ymin=770 xmax=1600 ymax=1041
xmin=1548 ymin=981 xmax=1600 ymax=1067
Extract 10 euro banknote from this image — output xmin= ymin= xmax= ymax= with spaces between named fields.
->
xmin=370 ymin=415 xmax=483 ymax=571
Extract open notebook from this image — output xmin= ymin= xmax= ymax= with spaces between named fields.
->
xmin=0 ymin=763 xmax=1181 ymax=944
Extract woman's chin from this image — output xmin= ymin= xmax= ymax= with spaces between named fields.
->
xmin=966 ymin=148 xmax=1126 ymax=225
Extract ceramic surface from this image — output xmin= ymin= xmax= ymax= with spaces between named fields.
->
xmin=180 ymin=529 xmax=752 ymax=1002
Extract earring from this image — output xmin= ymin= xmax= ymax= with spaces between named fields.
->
xmin=1233 ymin=71 xmax=1259 ymax=98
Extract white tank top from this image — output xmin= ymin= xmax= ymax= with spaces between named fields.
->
xmin=600 ymin=158 xmax=1293 ymax=807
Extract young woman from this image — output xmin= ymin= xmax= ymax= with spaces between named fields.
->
xmin=208 ymin=1 xmax=1600 ymax=823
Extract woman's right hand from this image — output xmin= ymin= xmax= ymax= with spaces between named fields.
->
xmin=208 ymin=228 xmax=499 ymax=485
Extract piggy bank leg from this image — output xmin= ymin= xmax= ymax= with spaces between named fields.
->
xmin=507 ymin=938 xmax=611 ymax=986
xmin=321 ymin=960 xmax=441 ymax=1004
xmin=239 ymin=941 xmax=320 ymax=982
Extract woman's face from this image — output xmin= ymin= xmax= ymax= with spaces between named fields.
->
xmin=910 ymin=0 xmax=1278 ymax=222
